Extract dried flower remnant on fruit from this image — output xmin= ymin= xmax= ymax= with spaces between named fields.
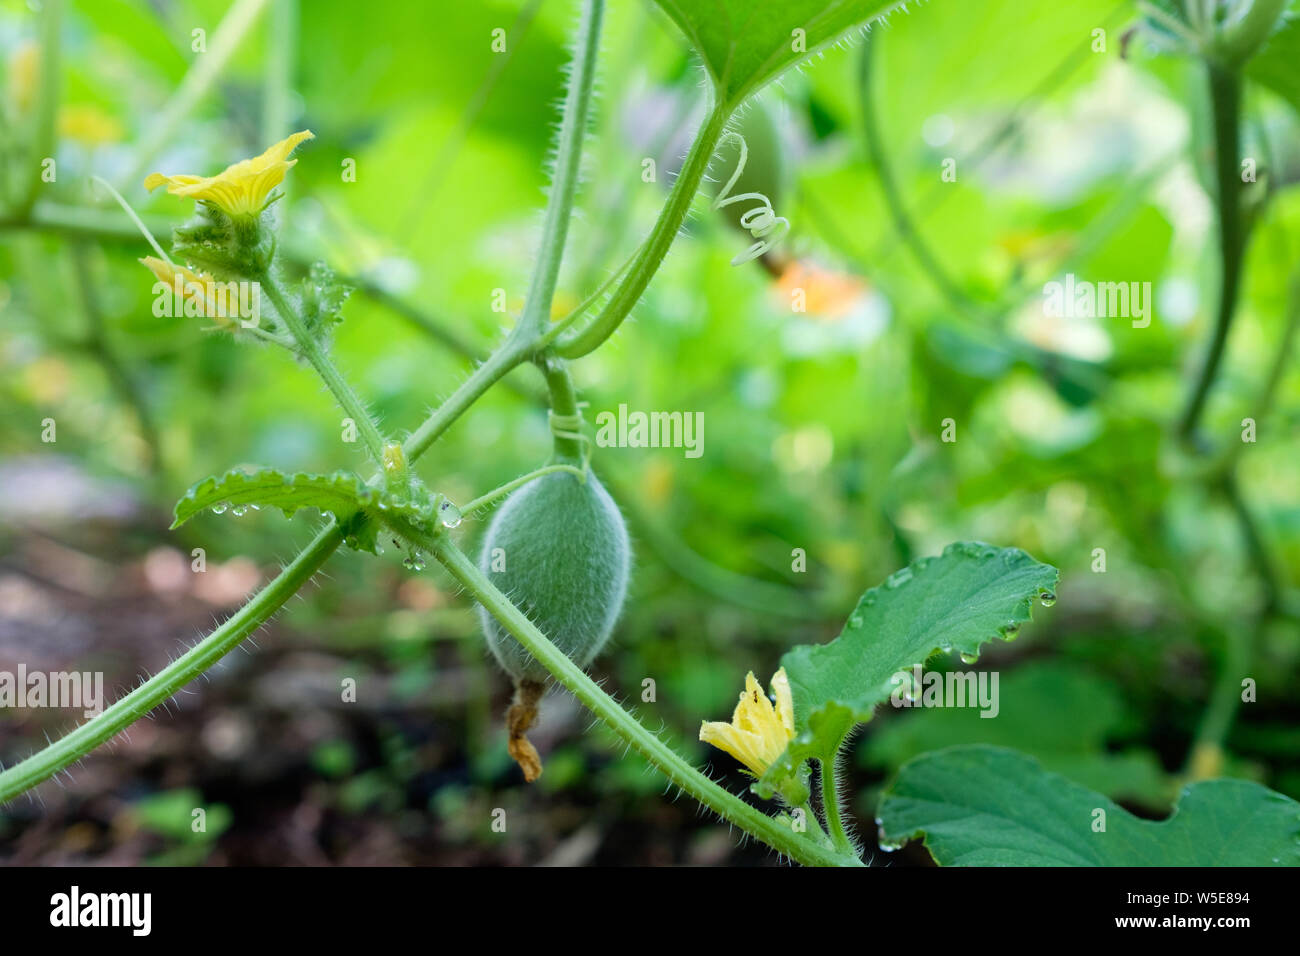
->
xmin=507 ymin=679 xmax=546 ymax=782
xmin=700 ymin=668 xmax=795 ymax=776
xmin=144 ymin=130 xmax=315 ymax=218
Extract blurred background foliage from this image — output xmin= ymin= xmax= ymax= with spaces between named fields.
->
xmin=0 ymin=0 xmax=1297 ymax=865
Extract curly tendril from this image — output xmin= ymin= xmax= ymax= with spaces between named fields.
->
xmin=548 ymin=402 xmax=593 ymax=478
xmin=711 ymin=131 xmax=790 ymax=266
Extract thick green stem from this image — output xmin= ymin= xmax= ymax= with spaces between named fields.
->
xmin=819 ymin=756 xmax=855 ymax=855
xmin=259 ymin=271 xmax=388 ymax=463
xmin=417 ymin=532 xmax=861 ymax=867
xmin=1177 ymin=65 xmax=1245 ymax=445
xmin=0 ymin=524 xmax=343 ymax=802
xmin=518 ymin=0 xmax=604 ymax=338
xmin=556 ymin=102 xmax=731 ymax=358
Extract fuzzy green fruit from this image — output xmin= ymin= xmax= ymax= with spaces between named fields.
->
xmin=478 ymin=469 xmax=630 ymax=682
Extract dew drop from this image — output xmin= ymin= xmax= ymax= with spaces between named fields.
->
xmin=1039 ymin=591 xmax=1057 ymax=608
xmin=876 ymin=824 xmax=902 ymax=852
xmin=960 ymin=651 xmax=979 ymax=665
xmin=231 ymin=505 xmax=248 ymax=517
xmin=849 ymin=613 xmax=864 ymax=629
xmin=885 ymin=567 xmax=913 ymax=589
xmin=1003 ymin=622 xmax=1021 ymax=641
xmin=439 ymin=499 xmax=463 ymax=529
xmin=210 ymin=501 xmax=229 ymax=515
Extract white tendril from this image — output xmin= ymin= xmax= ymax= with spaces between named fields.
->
xmin=711 ymin=131 xmax=790 ymax=266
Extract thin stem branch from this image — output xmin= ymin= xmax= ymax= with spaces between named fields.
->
xmin=416 ymin=531 xmax=860 ymax=867
xmin=1177 ymin=65 xmax=1245 ymax=445
xmin=259 ymin=270 xmax=388 ymax=463
xmin=461 ymin=463 xmax=585 ymax=517
xmin=518 ymin=0 xmax=604 ymax=338
xmin=402 ymin=335 xmax=530 ymax=462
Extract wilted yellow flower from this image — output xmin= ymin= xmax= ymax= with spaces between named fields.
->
xmin=139 ymin=256 xmax=234 ymax=327
xmin=700 ymin=668 xmax=795 ymax=776
xmin=144 ymin=130 xmax=314 ymax=218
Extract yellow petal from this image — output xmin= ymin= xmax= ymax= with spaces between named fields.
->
xmin=141 ymin=130 xmax=314 ymax=217
xmin=771 ymin=667 xmax=795 ymax=737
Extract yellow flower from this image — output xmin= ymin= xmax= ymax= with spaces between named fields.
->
xmin=700 ymin=668 xmax=795 ymax=776
xmin=139 ymin=256 xmax=234 ymax=327
xmin=144 ymin=130 xmax=315 ymax=218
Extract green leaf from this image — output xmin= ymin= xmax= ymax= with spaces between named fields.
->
xmin=173 ymin=467 xmax=371 ymax=526
xmin=649 ymin=0 xmax=907 ymax=108
xmin=757 ymin=543 xmax=1058 ymax=794
xmin=171 ymin=467 xmax=439 ymax=554
xmin=1247 ymin=13 xmax=1300 ymax=117
xmin=862 ymin=661 xmax=1174 ymax=808
xmin=878 ymin=745 xmax=1300 ymax=866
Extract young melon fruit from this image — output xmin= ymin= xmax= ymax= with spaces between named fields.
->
xmin=478 ymin=468 xmax=630 ymax=683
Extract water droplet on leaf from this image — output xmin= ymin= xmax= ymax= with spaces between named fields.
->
xmin=439 ymin=499 xmax=462 ymax=528
xmin=211 ymin=501 xmax=228 ymax=515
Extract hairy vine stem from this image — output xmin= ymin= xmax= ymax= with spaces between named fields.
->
xmin=819 ymin=757 xmax=855 ymax=855
xmin=0 ymin=524 xmax=344 ymax=802
xmin=259 ymin=270 xmax=389 ymax=464
xmin=518 ymin=0 xmax=604 ymax=338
